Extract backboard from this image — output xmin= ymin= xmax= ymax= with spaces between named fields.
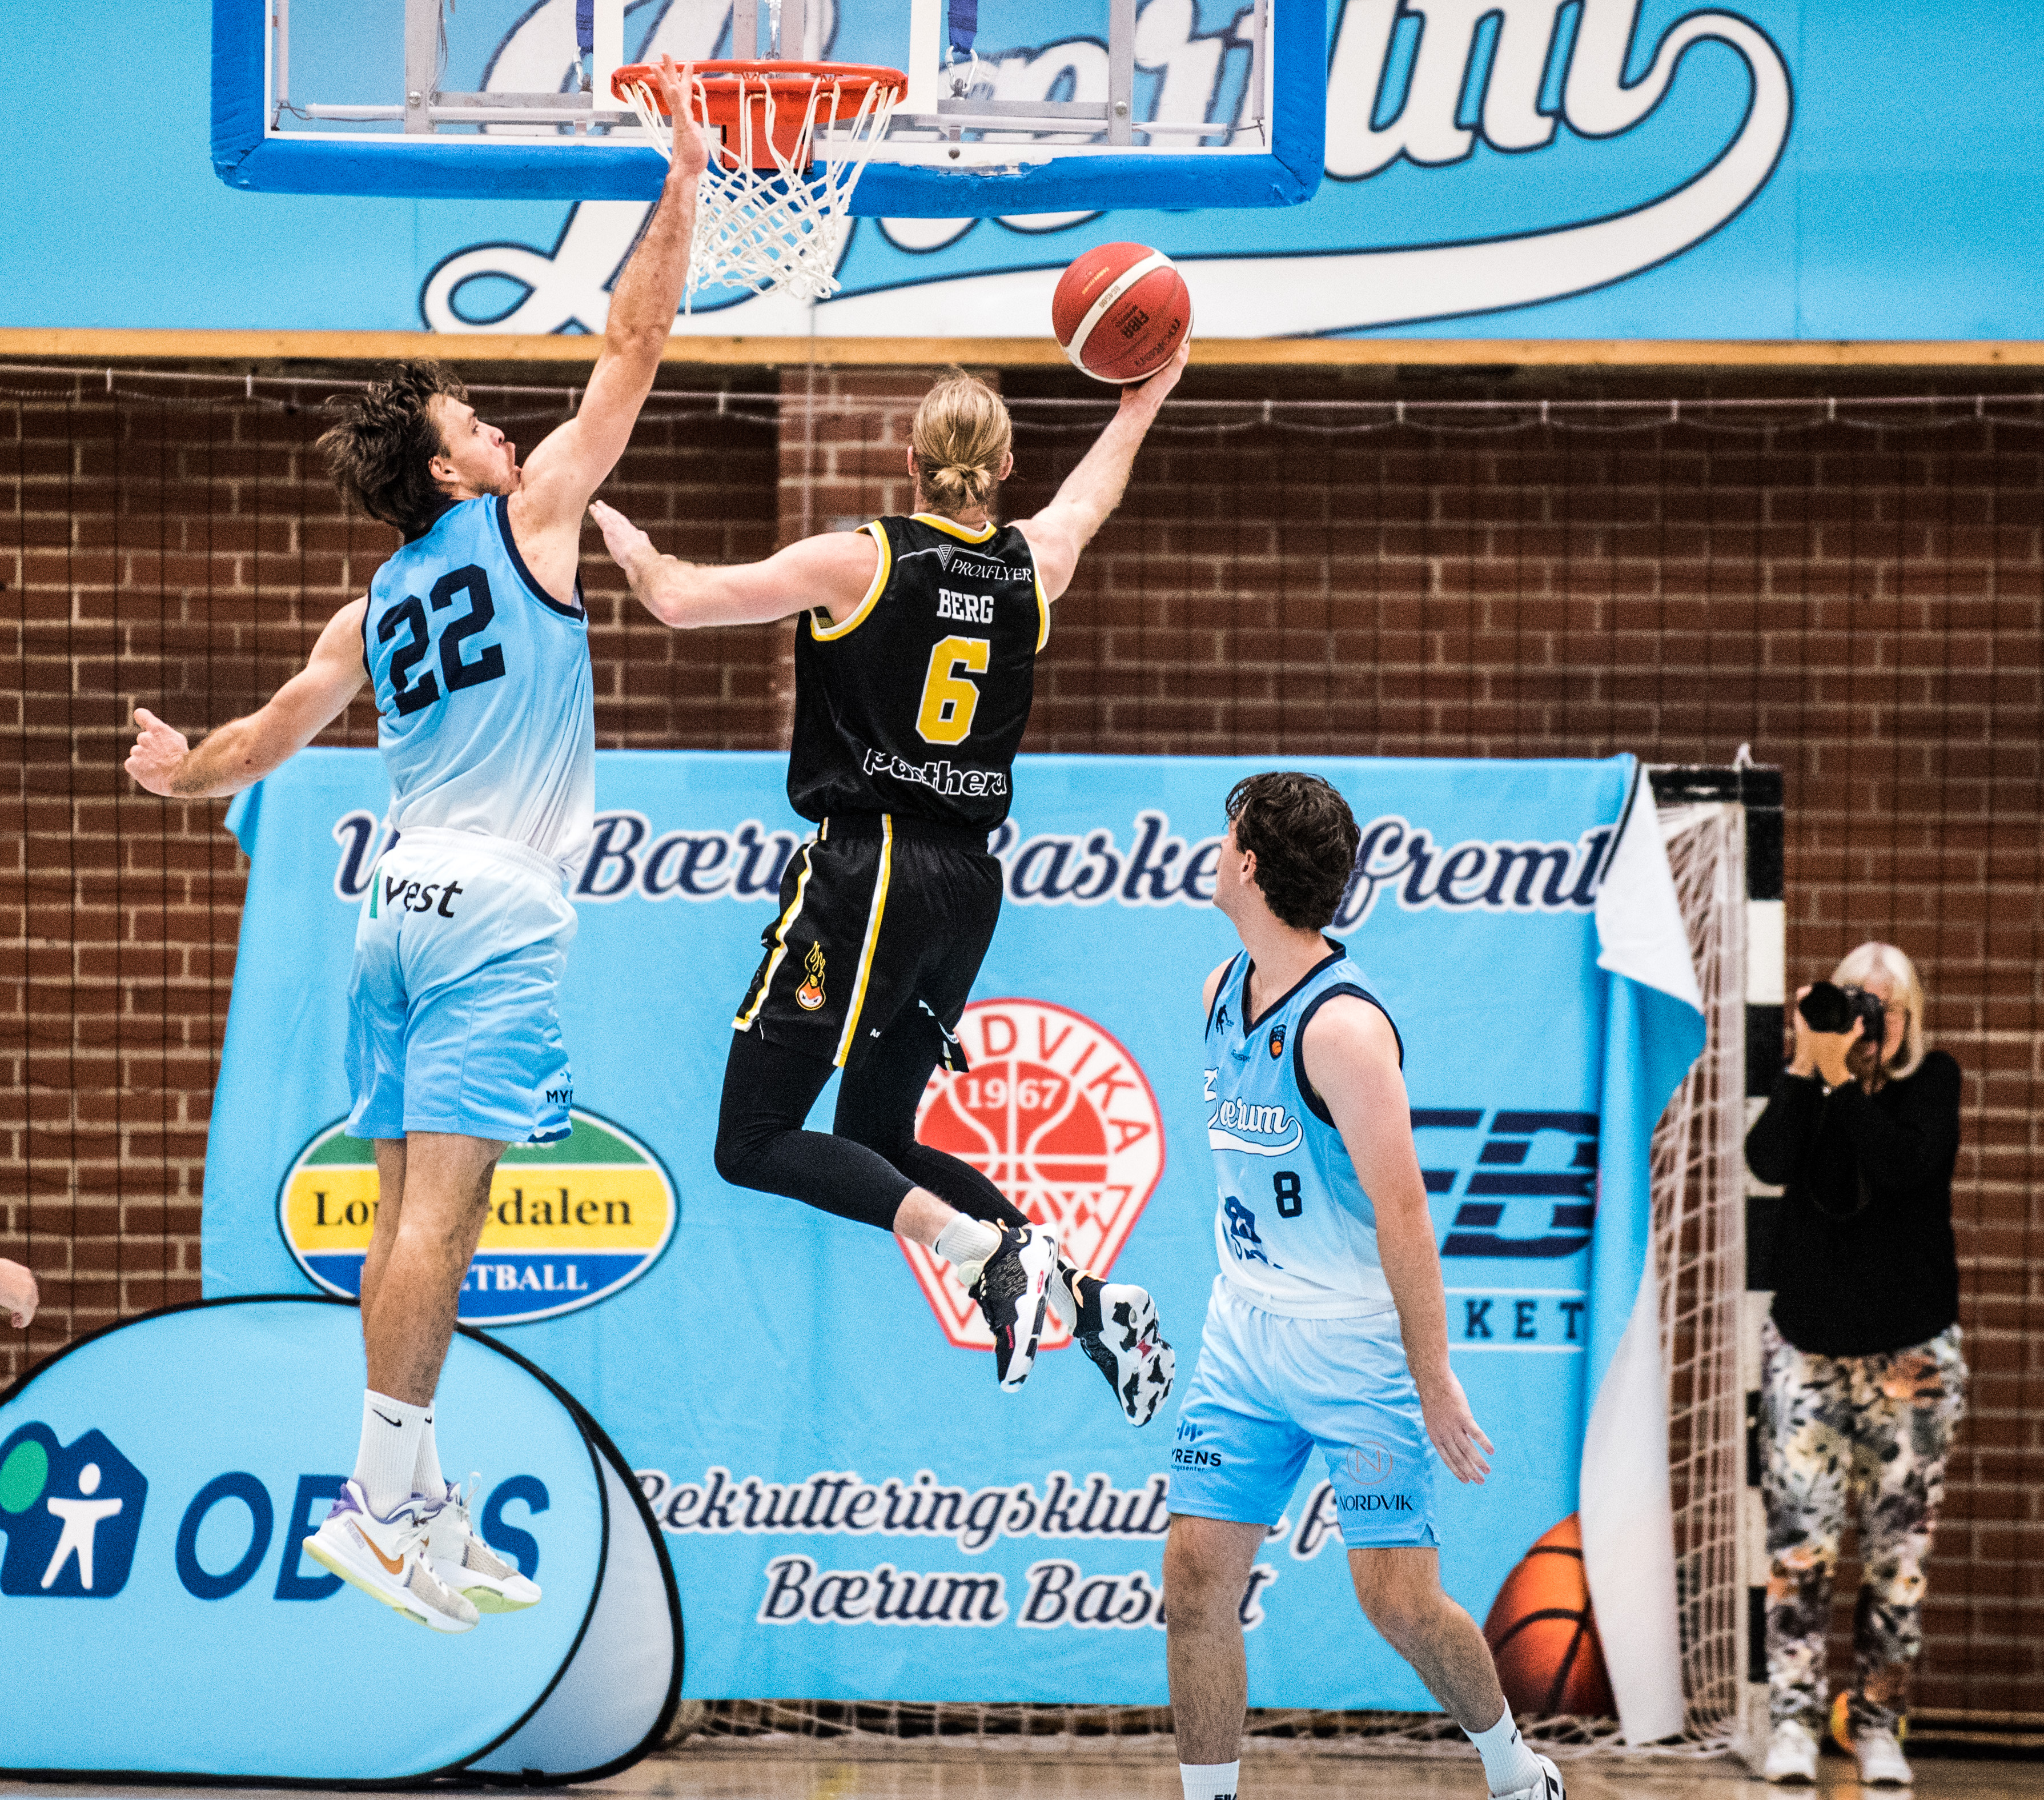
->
xmin=211 ymin=0 xmax=1322 ymax=215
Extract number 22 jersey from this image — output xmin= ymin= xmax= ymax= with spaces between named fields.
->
xmin=1203 ymin=942 xmax=1407 ymax=1318
xmin=364 ymin=495 xmax=595 ymax=876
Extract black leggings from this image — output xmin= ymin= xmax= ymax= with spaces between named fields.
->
xmin=713 ymin=1014 xmax=1029 ymax=1236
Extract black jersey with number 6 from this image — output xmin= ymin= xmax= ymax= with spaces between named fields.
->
xmin=785 ymin=513 xmax=1048 ymax=834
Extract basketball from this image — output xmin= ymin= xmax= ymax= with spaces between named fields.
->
xmin=1481 ymin=1514 xmax=1617 ymax=1718
xmin=1052 ymin=242 xmax=1193 ymax=383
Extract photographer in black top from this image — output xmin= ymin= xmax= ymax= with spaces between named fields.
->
xmin=1745 ymin=943 xmax=1965 ymax=1789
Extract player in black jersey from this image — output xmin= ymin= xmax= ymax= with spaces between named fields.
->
xmin=592 ymin=358 xmax=1185 ymax=1421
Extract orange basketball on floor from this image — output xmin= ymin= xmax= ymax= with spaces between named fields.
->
xmin=1481 ymin=1514 xmax=1617 ymax=1718
xmin=1052 ymin=242 xmax=1192 ymax=384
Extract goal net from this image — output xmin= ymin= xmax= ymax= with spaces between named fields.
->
xmin=673 ymin=777 xmax=1749 ymax=1761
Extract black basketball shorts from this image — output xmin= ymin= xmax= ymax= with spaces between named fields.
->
xmin=733 ymin=813 xmax=1003 ymax=1069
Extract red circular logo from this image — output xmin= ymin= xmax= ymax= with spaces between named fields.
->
xmin=906 ymin=999 xmax=1166 ymax=1352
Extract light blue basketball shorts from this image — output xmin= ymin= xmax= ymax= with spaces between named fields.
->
xmin=345 ymin=826 xmax=577 ymax=1146
xmin=1168 ymin=1276 xmax=1440 ymax=1550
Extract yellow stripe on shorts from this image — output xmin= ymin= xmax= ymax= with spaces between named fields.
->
xmin=832 ymin=816 xmax=894 ymax=1067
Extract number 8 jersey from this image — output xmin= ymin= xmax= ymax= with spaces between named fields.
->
xmin=366 ymin=496 xmax=595 ymax=875
xmin=785 ymin=514 xmax=1048 ymax=832
xmin=1203 ymin=943 xmax=1407 ymax=1318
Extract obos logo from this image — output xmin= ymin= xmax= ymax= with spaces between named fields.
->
xmin=0 ymin=1423 xmax=147 ymax=1597
xmin=280 ymin=1109 xmax=677 ymax=1323
xmin=907 ymin=999 xmax=1163 ymax=1353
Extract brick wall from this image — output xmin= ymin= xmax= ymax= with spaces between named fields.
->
xmin=2 ymin=362 xmax=2037 ymax=1723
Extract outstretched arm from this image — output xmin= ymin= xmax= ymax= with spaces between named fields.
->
xmin=1013 ymin=340 xmax=1188 ymax=602
xmin=508 ymin=59 xmax=710 ymax=594
xmin=1304 ymin=997 xmax=1495 ymax=1486
xmin=590 ymin=500 xmax=879 ymax=629
xmin=126 ymin=599 xmax=371 ymax=799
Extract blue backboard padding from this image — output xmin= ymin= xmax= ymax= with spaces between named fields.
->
xmin=208 ymin=0 xmax=1323 ymax=212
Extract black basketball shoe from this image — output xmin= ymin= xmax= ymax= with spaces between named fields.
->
xmin=969 ymin=1222 xmax=1059 ymax=1392
xmin=1051 ymin=1260 xmax=1175 ymax=1427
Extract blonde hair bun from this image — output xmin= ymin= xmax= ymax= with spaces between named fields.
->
xmin=911 ymin=369 xmax=1013 ymax=518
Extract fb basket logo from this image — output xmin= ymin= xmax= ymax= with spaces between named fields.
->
xmin=0 ymin=1423 xmax=147 ymax=1597
xmin=908 ymin=999 xmax=1164 ymax=1353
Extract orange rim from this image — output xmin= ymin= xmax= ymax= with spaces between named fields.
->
xmin=611 ymin=60 xmax=905 ymax=170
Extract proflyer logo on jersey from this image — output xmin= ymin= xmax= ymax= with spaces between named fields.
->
xmin=278 ymin=1109 xmax=676 ymax=1324
xmin=907 ymin=999 xmax=1166 ymax=1353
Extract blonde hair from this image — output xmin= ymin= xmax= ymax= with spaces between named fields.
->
xmin=1830 ymin=940 xmax=1929 ymax=1080
xmin=911 ymin=368 xmax=1011 ymax=518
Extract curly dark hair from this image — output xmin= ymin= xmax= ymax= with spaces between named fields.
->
xmin=1225 ymin=771 xmax=1362 ymax=931
xmin=316 ymin=361 xmax=468 ymax=540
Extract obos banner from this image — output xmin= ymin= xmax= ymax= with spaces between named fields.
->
xmin=198 ymin=752 xmax=1700 ymax=1733
xmin=0 ymin=1298 xmax=681 ymax=1782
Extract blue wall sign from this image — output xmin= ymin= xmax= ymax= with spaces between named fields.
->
xmin=6 ymin=2 xmax=2043 ymax=338
xmin=196 ymin=750 xmax=1691 ymax=1711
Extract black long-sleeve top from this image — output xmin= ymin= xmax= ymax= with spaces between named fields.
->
xmin=1744 ymin=1049 xmax=1963 ymax=1357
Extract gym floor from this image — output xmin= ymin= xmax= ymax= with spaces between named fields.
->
xmin=8 ymin=1750 xmax=2039 ymax=1800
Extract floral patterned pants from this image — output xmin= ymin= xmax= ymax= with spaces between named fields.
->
xmin=1761 ymin=1318 xmax=1967 ymax=1736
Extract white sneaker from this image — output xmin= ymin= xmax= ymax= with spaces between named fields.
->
xmin=1051 ymin=1260 xmax=1176 ymax=1427
xmin=1495 ymin=1753 xmax=1565 ymax=1800
xmin=1853 ymin=1730 xmax=1912 ymax=1787
xmin=303 ymin=1479 xmax=479 ymax=1634
xmin=967 ymin=1222 xmax=1059 ymax=1392
xmin=1764 ymin=1719 xmax=1819 ymax=1785
xmin=427 ymin=1477 xmax=542 ymax=1614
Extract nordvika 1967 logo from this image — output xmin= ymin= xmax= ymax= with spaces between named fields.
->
xmin=279 ymin=1110 xmax=677 ymax=1325
xmin=908 ymin=1000 xmax=1164 ymax=1354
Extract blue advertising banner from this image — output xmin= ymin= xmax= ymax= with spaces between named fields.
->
xmin=7 ymin=1 xmax=2044 ymax=338
xmin=0 ymin=1298 xmax=681 ymax=1781
xmin=197 ymin=750 xmax=1698 ymax=1718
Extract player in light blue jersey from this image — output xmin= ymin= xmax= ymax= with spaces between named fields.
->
xmin=123 ymin=61 xmax=708 ymax=1637
xmin=1164 ymin=773 xmax=1565 ymax=1800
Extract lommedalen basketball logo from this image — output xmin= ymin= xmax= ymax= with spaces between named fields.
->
xmin=908 ymin=999 xmax=1164 ymax=1353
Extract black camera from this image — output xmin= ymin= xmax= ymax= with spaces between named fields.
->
xmin=1798 ymin=980 xmax=1886 ymax=1053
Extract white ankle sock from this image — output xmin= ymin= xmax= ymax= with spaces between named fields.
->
xmin=354 ymin=1389 xmax=429 ymax=1518
xmin=1466 ymin=1707 xmax=1542 ymax=1795
xmin=1180 ymin=1761 xmax=1240 ymax=1800
xmin=412 ymin=1404 xmax=445 ymax=1500
xmin=933 ymin=1215 xmax=1001 ymax=1274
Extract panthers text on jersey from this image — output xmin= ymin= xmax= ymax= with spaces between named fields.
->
xmin=1202 ymin=943 xmax=1407 ymax=1317
xmin=785 ymin=514 xmax=1049 ymax=835
xmin=364 ymin=495 xmax=595 ymax=875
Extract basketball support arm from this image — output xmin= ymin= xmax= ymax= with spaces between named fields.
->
xmin=1013 ymin=348 xmax=1186 ymax=601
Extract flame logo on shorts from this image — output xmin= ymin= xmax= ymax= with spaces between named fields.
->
xmin=795 ymin=943 xmax=828 ymax=1012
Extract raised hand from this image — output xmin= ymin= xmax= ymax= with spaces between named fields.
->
xmin=589 ymin=499 xmax=659 ymax=590
xmin=653 ymin=55 xmax=710 ymax=179
xmin=126 ymin=707 xmax=190 ymax=797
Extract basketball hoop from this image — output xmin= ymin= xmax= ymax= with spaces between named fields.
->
xmin=613 ymin=61 xmax=906 ymax=309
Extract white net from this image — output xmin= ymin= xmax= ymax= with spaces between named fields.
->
xmin=621 ymin=69 xmax=898 ymax=308
xmin=673 ymin=788 xmax=1749 ymax=1762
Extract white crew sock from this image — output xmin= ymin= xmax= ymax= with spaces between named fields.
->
xmin=412 ymin=1404 xmax=446 ymax=1501
xmin=1180 ymin=1761 xmax=1240 ymax=1800
xmin=933 ymin=1214 xmax=1002 ymax=1282
xmin=354 ymin=1389 xmax=429 ymax=1519
xmin=1466 ymin=1706 xmax=1543 ymax=1796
